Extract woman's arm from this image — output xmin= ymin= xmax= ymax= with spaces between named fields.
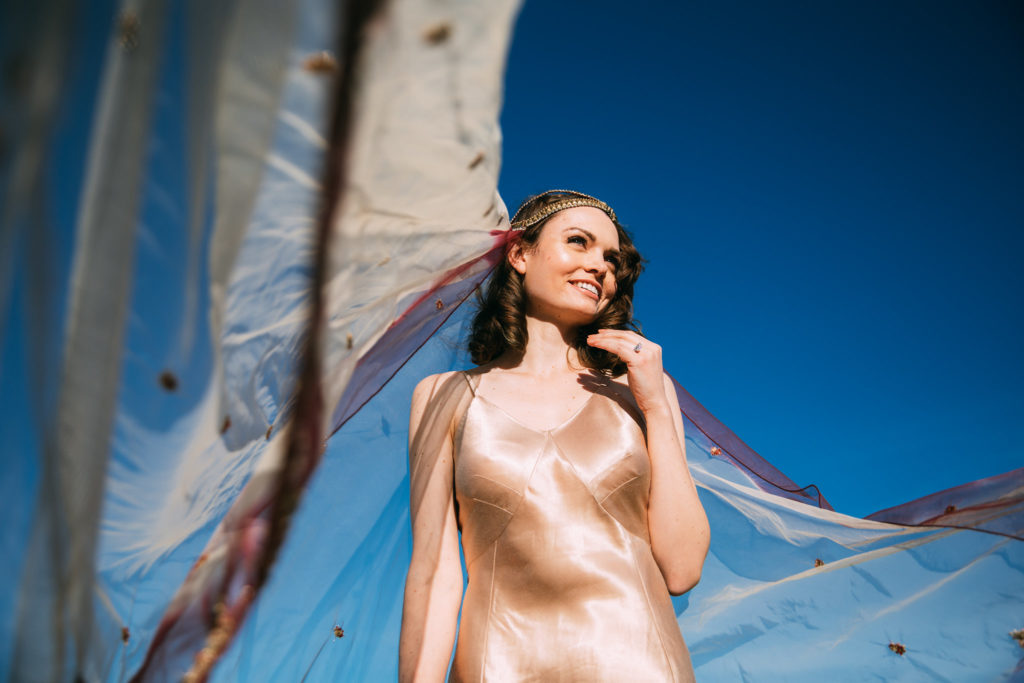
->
xmin=399 ymin=374 xmax=465 ymax=682
xmin=643 ymin=373 xmax=710 ymax=595
xmin=586 ymin=331 xmax=710 ymax=595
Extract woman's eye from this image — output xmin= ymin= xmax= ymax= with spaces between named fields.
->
xmin=567 ymin=235 xmax=587 ymax=246
xmin=606 ymin=255 xmax=620 ymax=269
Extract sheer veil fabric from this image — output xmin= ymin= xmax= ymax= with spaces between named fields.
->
xmin=1 ymin=1 xmax=1022 ymax=682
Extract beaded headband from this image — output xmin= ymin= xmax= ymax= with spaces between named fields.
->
xmin=509 ymin=189 xmax=617 ymax=231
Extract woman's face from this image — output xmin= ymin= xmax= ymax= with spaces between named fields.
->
xmin=510 ymin=206 xmax=621 ymax=327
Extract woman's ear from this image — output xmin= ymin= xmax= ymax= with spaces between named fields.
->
xmin=508 ymin=241 xmax=528 ymax=275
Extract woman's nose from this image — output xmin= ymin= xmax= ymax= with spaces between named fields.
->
xmin=584 ymin=251 xmax=607 ymax=276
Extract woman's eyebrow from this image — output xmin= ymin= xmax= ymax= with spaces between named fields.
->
xmin=566 ymin=226 xmax=620 ymax=258
xmin=565 ymin=226 xmax=596 ymax=241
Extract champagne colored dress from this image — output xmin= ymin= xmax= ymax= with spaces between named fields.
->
xmin=449 ymin=372 xmax=694 ymax=682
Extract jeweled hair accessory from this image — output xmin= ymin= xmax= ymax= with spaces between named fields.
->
xmin=509 ymin=189 xmax=617 ymax=231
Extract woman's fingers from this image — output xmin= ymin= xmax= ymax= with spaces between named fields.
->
xmin=585 ymin=334 xmax=634 ymax=358
xmin=586 ymin=330 xmax=670 ymax=412
xmin=587 ymin=330 xmax=661 ymax=361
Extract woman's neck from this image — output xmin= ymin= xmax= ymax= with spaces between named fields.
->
xmin=501 ymin=315 xmax=581 ymax=378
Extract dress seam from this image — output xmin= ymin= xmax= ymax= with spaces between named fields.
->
xmin=595 ymin=489 xmax=651 ymax=546
xmin=470 ymin=497 xmax=514 ymax=514
xmin=469 ymin=474 xmax=520 ymax=499
xmin=458 ymin=402 xmax=546 ymax=568
xmin=628 ymin=538 xmax=675 ymax=679
xmin=479 ymin=544 xmax=497 ymax=682
xmin=548 ymin=438 xmax=593 ymax=495
xmin=599 ymin=474 xmax=641 ymax=504
xmin=463 ymin=502 xmax=517 ymax=567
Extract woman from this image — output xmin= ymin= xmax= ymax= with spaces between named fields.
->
xmin=400 ymin=190 xmax=710 ymax=682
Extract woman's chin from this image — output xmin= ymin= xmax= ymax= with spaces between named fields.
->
xmin=527 ymin=298 xmax=603 ymax=328
xmin=561 ymin=306 xmax=602 ymax=328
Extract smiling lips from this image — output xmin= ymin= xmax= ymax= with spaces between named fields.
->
xmin=571 ymin=280 xmax=601 ymax=300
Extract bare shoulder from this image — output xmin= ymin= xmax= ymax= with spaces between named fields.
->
xmin=413 ymin=371 xmax=459 ymax=394
xmin=408 ymin=371 xmax=466 ymax=440
xmin=411 ymin=371 xmax=460 ymax=408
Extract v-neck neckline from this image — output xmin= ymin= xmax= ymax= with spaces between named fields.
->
xmin=464 ymin=372 xmax=598 ymax=435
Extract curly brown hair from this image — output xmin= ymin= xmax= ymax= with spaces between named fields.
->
xmin=468 ymin=191 xmax=644 ymax=376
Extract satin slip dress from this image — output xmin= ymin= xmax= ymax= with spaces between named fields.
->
xmin=449 ymin=371 xmax=694 ymax=682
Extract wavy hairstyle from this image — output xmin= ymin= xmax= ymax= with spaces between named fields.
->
xmin=468 ymin=191 xmax=644 ymax=376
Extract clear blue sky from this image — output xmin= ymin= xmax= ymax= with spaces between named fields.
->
xmin=498 ymin=1 xmax=1023 ymax=516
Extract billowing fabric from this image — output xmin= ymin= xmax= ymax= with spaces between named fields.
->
xmin=447 ymin=371 xmax=693 ymax=681
xmin=1 ymin=0 xmax=518 ymax=679
xmin=1 ymin=1 xmax=1022 ymax=682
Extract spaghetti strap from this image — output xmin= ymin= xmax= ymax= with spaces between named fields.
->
xmin=460 ymin=370 xmax=478 ymax=396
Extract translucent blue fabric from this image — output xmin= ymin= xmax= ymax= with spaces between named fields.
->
xmin=234 ymin=307 xmax=1024 ymax=681
xmin=1 ymin=0 xmax=1022 ymax=681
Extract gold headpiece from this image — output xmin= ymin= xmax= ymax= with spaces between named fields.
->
xmin=509 ymin=189 xmax=617 ymax=231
